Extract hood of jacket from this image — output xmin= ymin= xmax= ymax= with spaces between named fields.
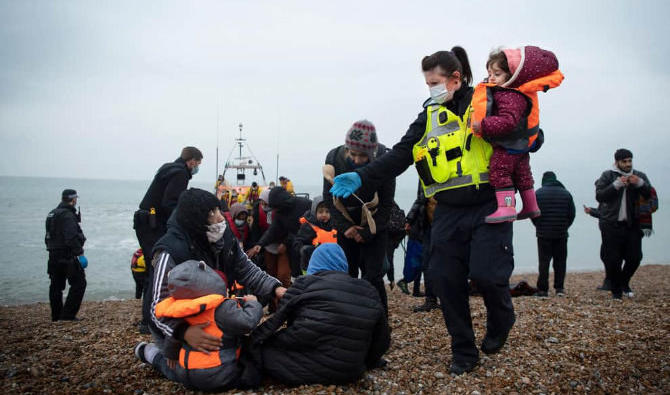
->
xmin=306 ymin=243 xmax=348 ymax=275
xmin=503 ymin=46 xmax=559 ymax=88
xmin=167 ymin=260 xmax=227 ymax=299
xmin=268 ymin=186 xmax=294 ymax=212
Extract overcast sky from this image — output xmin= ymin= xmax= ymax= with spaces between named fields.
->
xmin=1 ymin=0 xmax=669 ymax=197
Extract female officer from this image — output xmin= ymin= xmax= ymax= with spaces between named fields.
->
xmin=330 ymin=47 xmax=516 ymax=375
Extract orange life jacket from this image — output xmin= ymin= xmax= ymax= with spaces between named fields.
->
xmin=154 ymin=295 xmax=241 ymax=369
xmin=299 ymin=217 xmax=337 ymax=246
xmin=471 ymin=69 xmax=564 ymax=152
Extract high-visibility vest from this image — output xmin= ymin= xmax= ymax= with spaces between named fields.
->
xmin=412 ymin=105 xmax=492 ymax=198
xmin=154 ymin=294 xmax=241 ymax=369
xmin=299 ymin=217 xmax=337 ymax=246
xmin=471 ymin=70 xmax=564 ymax=152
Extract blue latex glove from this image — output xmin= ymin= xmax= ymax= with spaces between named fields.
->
xmin=78 ymin=255 xmax=88 ymax=269
xmin=330 ymin=172 xmax=362 ymax=198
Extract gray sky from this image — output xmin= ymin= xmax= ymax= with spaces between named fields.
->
xmin=1 ymin=0 xmax=669 ymax=196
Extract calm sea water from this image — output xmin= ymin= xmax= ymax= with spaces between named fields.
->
xmin=0 ymin=176 xmax=666 ymax=305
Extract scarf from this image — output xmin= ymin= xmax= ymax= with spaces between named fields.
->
xmin=612 ymin=164 xmax=634 ymax=222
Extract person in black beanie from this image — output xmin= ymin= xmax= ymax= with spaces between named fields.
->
xmin=595 ymin=149 xmax=652 ymax=299
xmin=147 ymin=188 xmax=286 ymax=379
xmin=531 ymin=171 xmax=575 ymax=297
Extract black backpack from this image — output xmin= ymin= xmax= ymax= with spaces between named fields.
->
xmin=388 ymin=201 xmax=406 ymax=238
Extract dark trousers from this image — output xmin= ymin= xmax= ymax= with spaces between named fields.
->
xmin=339 ymin=230 xmax=388 ymax=314
xmin=48 ymin=251 xmax=87 ymax=321
xmin=536 ymin=237 xmax=567 ymax=292
xmin=134 ymin=211 xmax=166 ymax=326
xmin=421 ymin=226 xmax=435 ymax=299
xmin=428 ymin=200 xmax=515 ymax=364
xmin=600 ymin=222 xmax=643 ymax=296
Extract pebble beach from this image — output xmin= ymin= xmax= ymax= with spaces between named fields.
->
xmin=2 ymin=264 xmax=669 ymax=394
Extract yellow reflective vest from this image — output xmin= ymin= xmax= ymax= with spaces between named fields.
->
xmin=412 ymin=105 xmax=492 ymax=197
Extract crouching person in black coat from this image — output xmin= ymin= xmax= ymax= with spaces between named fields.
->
xmin=250 ymin=243 xmax=390 ymax=386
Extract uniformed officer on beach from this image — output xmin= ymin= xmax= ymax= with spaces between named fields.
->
xmin=45 ymin=189 xmax=87 ymax=321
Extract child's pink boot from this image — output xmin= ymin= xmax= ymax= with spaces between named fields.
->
xmin=485 ymin=188 xmax=517 ymax=223
xmin=516 ymin=188 xmax=541 ymax=220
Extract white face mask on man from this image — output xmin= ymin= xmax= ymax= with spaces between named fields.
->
xmin=206 ymin=221 xmax=226 ymax=243
xmin=429 ymin=83 xmax=453 ymax=104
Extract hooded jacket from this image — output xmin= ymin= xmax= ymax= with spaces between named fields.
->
xmin=323 ymin=144 xmax=396 ymax=240
xmin=150 ymin=190 xmax=281 ymax=353
xmin=256 ymin=187 xmax=312 ymax=248
xmin=478 ymin=46 xmax=563 ymax=151
xmin=595 ymin=166 xmax=652 ymax=226
xmin=251 ymin=245 xmax=390 ymax=385
xmin=139 ymin=158 xmax=192 ymax=226
xmin=292 ymin=196 xmax=336 ymax=271
xmin=154 ymin=260 xmax=263 ymax=392
xmin=531 ymin=173 xmax=576 ymax=238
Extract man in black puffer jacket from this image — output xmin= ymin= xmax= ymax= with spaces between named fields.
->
xmin=531 ymin=171 xmax=575 ymax=296
xmin=251 ymin=243 xmax=390 ymax=386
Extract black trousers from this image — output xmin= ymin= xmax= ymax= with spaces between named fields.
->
xmin=339 ymin=230 xmax=388 ymax=314
xmin=421 ymin=225 xmax=435 ymax=299
xmin=600 ymin=222 xmax=643 ymax=296
xmin=536 ymin=237 xmax=567 ymax=292
xmin=48 ymin=251 xmax=87 ymax=321
xmin=134 ymin=211 xmax=166 ymax=326
xmin=428 ymin=200 xmax=515 ymax=365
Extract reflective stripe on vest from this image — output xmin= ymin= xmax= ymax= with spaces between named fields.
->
xmin=412 ymin=105 xmax=492 ymax=197
xmin=155 ymin=294 xmax=240 ymax=369
xmin=471 ymin=69 xmax=564 ymax=151
xmin=299 ymin=217 xmax=337 ymax=246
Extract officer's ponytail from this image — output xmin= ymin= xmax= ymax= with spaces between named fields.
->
xmin=421 ymin=46 xmax=472 ymax=87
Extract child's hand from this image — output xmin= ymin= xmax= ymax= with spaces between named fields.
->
xmin=242 ymin=295 xmax=258 ymax=303
xmin=167 ymin=359 xmax=177 ymax=370
xmin=472 ymin=121 xmax=482 ymax=135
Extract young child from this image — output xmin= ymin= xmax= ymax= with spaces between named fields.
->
xmin=472 ymin=46 xmax=564 ymax=223
xmin=134 ymin=260 xmax=263 ymax=391
xmin=293 ymin=196 xmax=337 ymax=273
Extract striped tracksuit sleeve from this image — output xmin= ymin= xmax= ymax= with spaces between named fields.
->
xmin=150 ymin=251 xmax=181 ymax=339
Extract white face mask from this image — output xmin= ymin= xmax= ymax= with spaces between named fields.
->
xmin=429 ymin=83 xmax=453 ymax=104
xmin=234 ymin=219 xmax=246 ymax=227
xmin=206 ymin=221 xmax=226 ymax=243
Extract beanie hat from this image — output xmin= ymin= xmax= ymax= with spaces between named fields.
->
xmin=345 ymin=120 xmax=378 ymax=158
xmin=541 ymin=171 xmax=556 ymax=184
xmin=307 ymin=244 xmax=348 ymax=275
xmin=167 ymin=260 xmax=226 ymax=299
xmin=62 ymin=189 xmax=78 ymax=200
xmin=614 ymin=148 xmax=633 ymax=161
xmin=176 ymin=188 xmax=221 ymax=236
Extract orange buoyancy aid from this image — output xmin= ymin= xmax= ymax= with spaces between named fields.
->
xmin=154 ymin=294 xmax=241 ymax=369
xmin=299 ymin=217 xmax=337 ymax=246
xmin=471 ymin=69 xmax=564 ymax=152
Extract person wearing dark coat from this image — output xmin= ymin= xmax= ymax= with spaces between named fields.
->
xmin=45 ymin=189 xmax=87 ymax=321
xmin=251 ymin=244 xmax=390 ymax=386
xmin=292 ymin=195 xmax=336 ymax=272
xmin=323 ymin=120 xmax=396 ymax=314
xmin=148 ymin=188 xmax=285 ymax=382
xmin=595 ymin=149 xmax=652 ymax=299
xmin=247 ymin=187 xmax=312 ymax=285
xmin=134 ymin=146 xmax=202 ymax=333
xmin=531 ymin=171 xmax=575 ymax=296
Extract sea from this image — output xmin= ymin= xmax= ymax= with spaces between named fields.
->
xmin=0 ymin=175 xmax=667 ymax=305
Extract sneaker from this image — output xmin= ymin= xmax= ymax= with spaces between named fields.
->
xmin=535 ymin=291 xmax=549 ymax=298
xmin=623 ymin=285 xmax=634 ymax=298
xmin=396 ymin=279 xmax=410 ymax=295
xmin=596 ymin=279 xmax=611 ymax=291
xmin=612 ymin=293 xmax=623 ymax=301
xmin=134 ymin=341 xmax=149 ymax=364
xmin=413 ymin=298 xmax=439 ymax=312
xmin=412 ymin=290 xmax=425 ymax=298
xmin=555 ymin=289 xmax=566 ymax=297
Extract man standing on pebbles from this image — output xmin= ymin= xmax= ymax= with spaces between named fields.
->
xmin=595 ymin=149 xmax=652 ymax=300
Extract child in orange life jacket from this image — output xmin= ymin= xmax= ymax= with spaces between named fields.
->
xmin=472 ymin=46 xmax=563 ymax=223
xmin=292 ymin=196 xmax=337 ymax=273
xmin=134 ymin=260 xmax=264 ymax=391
